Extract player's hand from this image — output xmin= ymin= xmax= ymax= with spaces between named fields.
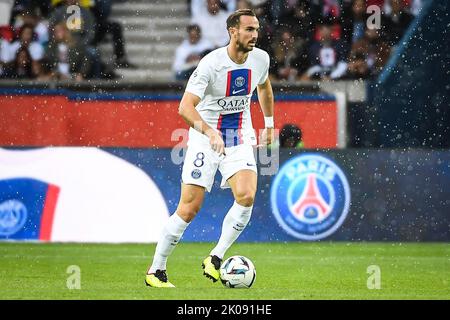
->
xmin=258 ymin=127 xmax=274 ymax=146
xmin=206 ymin=129 xmax=225 ymax=155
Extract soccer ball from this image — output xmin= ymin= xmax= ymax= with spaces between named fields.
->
xmin=220 ymin=255 xmax=256 ymax=288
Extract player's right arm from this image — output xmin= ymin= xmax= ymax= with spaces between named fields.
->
xmin=178 ymin=92 xmax=225 ymax=155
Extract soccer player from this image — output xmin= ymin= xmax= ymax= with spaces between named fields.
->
xmin=145 ymin=9 xmax=274 ymax=288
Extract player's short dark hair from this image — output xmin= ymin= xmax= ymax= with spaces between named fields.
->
xmin=226 ymin=9 xmax=257 ymax=30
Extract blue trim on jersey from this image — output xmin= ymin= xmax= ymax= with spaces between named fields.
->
xmin=218 ymin=112 xmax=243 ymax=147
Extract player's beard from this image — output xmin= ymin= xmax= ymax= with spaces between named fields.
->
xmin=236 ymin=39 xmax=256 ymax=53
xmin=235 ymin=33 xmax=256 ymax=52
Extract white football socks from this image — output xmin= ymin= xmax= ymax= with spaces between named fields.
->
xmin=210 ymin=201 xmax=253 ymax=259
xmin=148 ymin=212 xmax=189 ymax=274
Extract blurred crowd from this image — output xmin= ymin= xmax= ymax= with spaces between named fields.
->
xmin=0 ymin=0 xmax=135 ymax=81
xmin=174 ymin=0 xmax=421 ymax=81
xmin=0 ymin=0 xmax=421 ymax=82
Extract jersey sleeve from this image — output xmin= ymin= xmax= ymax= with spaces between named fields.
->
xmin=185 ymin=58 xmax=211 ymax=100
xmin=258 ymin=51 xmax=270 ymax=85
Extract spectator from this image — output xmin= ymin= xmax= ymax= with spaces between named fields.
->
xmin=279 ymin=123 xmax=303 ymax=148
xmin=310 ymin=0 xmax=341 ymax=25
xmin=9 ymin=0 xmax=51 ymax=22
xmin=309 ymin=0 xmax=343 ymax=43
xmin=190 ymin=0 xmax=235 ymax=17
xmin=172 ymin=24 xmax=213 ymax=80
xmin=350 ymin=27 xmax=391 ymax=77
xmin=35 ymin=57 xmax=53 ymax=81
xmin=191 ymin=0 xmax=229 ymax=48
xmin=341 ymin=0 xmax=369 ymax=47
xmin=301 ymin=23 xmax=348 ymax=80
xmin=12 ymin=10 xmax=49 ymax=46
xmin=270 ymin=28 xmax=308 ymax=81
xmin=49 ymin=0 xmax=95 ymax=48
xmin=278 ymin=0 xmax=314 ymax=41
xmin=342 ymin=50 xmax=370 ymax=79
xmin=1 ymin=23 xmax=44 ymax=66
xmin=382 ymin=0 xmax=414 ymax=46
xmin=92 ymin=0 xmax=136 ymax=69
xmin=48 ymin=0 xmax=102 ymax=78
xmin=44 ymin=22 xmax=91 ymax=81
xmin=3 ymin=46 xmax=37 ymax=78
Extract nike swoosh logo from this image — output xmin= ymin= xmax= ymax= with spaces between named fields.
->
xmin=232 ymin=88 xmax=246 ymax=95
xmin=246 ymin=163 xmax=255 ymax=166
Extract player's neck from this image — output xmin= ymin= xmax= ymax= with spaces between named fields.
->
xmin=227 ymin=45 xmax=249 ymax=65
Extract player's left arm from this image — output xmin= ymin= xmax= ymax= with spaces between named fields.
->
xmin=256 ymin=77 xmax=275 ymax=145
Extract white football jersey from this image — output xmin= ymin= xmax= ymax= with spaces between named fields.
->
xmin=185 ymin=46 xmax=270 ymax=147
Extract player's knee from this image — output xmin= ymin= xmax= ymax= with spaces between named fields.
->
xmin=177 ymin=204 xmax=201 ymax=222
xmin=235 ymin=191 xmax=255 ymax=207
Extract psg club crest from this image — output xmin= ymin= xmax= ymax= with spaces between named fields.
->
xmin=0 ymin=200 xmax=28 ymax=236
xmin=270 ymin=154 xmax=351 ymax=240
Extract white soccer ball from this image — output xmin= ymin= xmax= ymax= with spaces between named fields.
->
xmin=220 ymin=255 xmax=256 ymax=288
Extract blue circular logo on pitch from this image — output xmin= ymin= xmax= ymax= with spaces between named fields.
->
xmin=270 ymin=154 xmax=350 ymax=240
xmin=0 ymin=200 xmax=28 ymax=236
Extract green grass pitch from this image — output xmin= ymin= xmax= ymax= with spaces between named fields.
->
xmin=0 ymin=242 xmax=448 ymax=300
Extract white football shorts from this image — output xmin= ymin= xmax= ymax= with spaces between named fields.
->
xmin=181 ymin=142 xmax=257 ymax=192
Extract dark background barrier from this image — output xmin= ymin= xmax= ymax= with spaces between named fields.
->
xmin=108 ymin=147 xmax=450 ymax=242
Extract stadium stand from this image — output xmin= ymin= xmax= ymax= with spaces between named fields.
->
xmin=0 ymin=0 xmax=421 ymax=82
xmin=100 ymin=0 xmax=190 ymax=81
xmin=2 ymin=0 xmax=445 ymax=150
